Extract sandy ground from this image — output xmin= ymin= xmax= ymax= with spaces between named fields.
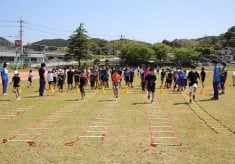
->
xmin=0 ymin=70 xmax=39 ymax=83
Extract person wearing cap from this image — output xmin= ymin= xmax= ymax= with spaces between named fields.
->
xmin=10 ymin=70 xmax=21 ymax=100
xmin=38 ymin=63 xmax=46 ymax=96
xmin=1 ymin=62 xmax=9 ymax=96
xmin=220 ymin=62 xmax=228 ymax=94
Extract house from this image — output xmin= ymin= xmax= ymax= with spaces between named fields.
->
xmin=219 ymin=47 xmax=235 ymax=63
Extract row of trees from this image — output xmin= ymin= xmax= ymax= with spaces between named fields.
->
xmin=67 ymin=24 xmax=235 ymax=66
xmin=1 ymin=24 xmax=234 ymax=66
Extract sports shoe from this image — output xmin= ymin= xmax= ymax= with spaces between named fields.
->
xmin=147 ymin=95 xmax=150 ymax=100
xmin=151 ymin=100 xmax=155 ymax=104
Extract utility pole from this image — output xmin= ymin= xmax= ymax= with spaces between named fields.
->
xmin=19 ymin=19 xmax=24 ymax=57
xmin=16 ymin=19 xmax=26 ymax=68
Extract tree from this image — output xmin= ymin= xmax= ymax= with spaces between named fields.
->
xmin=152 ymin=43 xmax=172 ymax=61
xmin=224 ymin=26 xmax=235 ymax=47
xmin=119 ymin=44 xmax=154 ymax=66
xmin=173 ymin=47 xmax=200 ymax=65
xmin=66 ymin=23 xmax=89 ymax=66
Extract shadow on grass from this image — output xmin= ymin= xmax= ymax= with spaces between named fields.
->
xmin=197 ymin=98 xmax=214 ymax=102
xmin=65 ymin=99 xmax=83 ymax=101
xmin=23 ymin=94 xmax=55 ymax=98
xmin=98 ymin=99 xmax=116 ymax=102
xmin=0 ymin=99 xmax=11 ymax=101
xmin=132 ymin=102 xmax=149 ymax=105
xmin=173 ymin=102 xmax=189 ymax=105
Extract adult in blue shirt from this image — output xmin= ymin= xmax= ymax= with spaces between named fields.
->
xmin=38 ymin=63 xmax=46 ymax=96
xmin=212 ymin=60 xmax=220 ymax=100
xmin=1 ymin=62 xmax=9 ymax=96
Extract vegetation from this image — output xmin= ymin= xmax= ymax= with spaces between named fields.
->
xmin=1 ymin=25 xmax=234 ymax=66
xmin=30 ymin=39 xmax=68 ymax=51
xmin=0 ymin=37 xmax=13 ymax=49
xmin=66 ymin=23 xmax=89 ymax=66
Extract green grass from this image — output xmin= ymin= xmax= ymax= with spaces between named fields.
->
xmin=0 ymin=71 xmax=235 ymax=163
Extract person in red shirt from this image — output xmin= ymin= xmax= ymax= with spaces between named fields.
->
xmin=111 ymin=69 xmax=121 ymax=99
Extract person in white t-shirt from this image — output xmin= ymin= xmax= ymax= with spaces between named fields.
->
xmin=47 ymin=69 xmax=54 ymax=90
xmin=27 ymin=70 xmax=33 ymax=88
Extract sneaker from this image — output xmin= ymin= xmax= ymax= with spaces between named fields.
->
xmin=147 ymin=95 xmax=150 ymax=100
xmin=16 ymin=97 xmax=21 ymax=101
xmin=151 ymin=100 xmax=155 ymax=104
xmin=3 ymin=93 xmax=7 ymax=96
xmin=211 ymin=97 xmax=219 ymax=100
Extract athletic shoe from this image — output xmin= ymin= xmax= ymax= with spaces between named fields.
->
xmin=151 ymin=100 xmax=155 ymax=104
xmin=147 ymin=95 xmax=150 ymax=100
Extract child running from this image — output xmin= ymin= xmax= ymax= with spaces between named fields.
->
xmin=47 ymin=69 xmax=54 ymax=91
xmin=79 ymin=71 xmax=88 ymax=99
xmin=10 ymin=70 xmax=21 ymax=100
xmin=145 ymin=67 xmax=157 ymax=104
xmin=57 ymin=69 xmax=65 ymax=93
xmin=67 ymin=67 xmax=74 ymax=92
xmin=187 ymin=65 xmax=200 ymax=103
xmin=111 ymin=69 xmax=121 ymax=99
xmin=200 ymin=67 xmax=206 ymax=88
xmin=27 ymin=70 xmax=33 ymax=88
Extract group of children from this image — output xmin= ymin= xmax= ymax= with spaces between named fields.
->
xmin=138 ymin=65 xmax=207 ymax=103
xmin=6 ymin=61 xmax=234 ymax=103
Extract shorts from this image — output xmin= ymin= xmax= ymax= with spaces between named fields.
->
xmin=147 ymin=85 xmax=155 ymax=92
xmin=189 ymin=83 xmax=197 ymax=92
xmin=28 ymin=77 xmax=32 ymax=83
xmin=57 ymin=82 xmax=64 ymax=89
xmin=113 ymin=83 xmax=119 ymax=89
xmin=13 ymin=87 xmax=20 ymax=90
xmin=79 ymin=84 xmax=85 ymax=92
xmin=53 ymin=77 xmax=57 ymax=84
xmin=48 ymin=81 xmax=54 ymax=85
xmin=90 ymin=81 xmax=95 ymax=87
xmin=178 ymin=78 xmax=185 ymax=86
xmin=125 ymin=76 xmax=130 ymax=82
xmin=67 ymin=80 xmax=73 ymax=85
xmin=166 ymin=79 xmax=172 ymax=83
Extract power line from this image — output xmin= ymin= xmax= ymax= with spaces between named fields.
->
xmin=24 ymin=26 xmax=70 ymax=38
xmin=0 ymin=20 xmax=17 ymax=23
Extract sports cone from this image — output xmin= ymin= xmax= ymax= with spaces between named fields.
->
xmin=50 ymin=85 xmax=54 ymax=93
xmin=76 ymin=86 xmax=79 ymax=93
xmin=124 ymin=86 xmax=129 ymax=94
xmin=102 ymin=86 xmax=105 ymax=94
xmin=160 ymin=87 xmax=165 ymax=94
xmin=200 ymin=87 xmax=205 ymax=95
xmin=150 ymin=141 xmax=156 ymax=147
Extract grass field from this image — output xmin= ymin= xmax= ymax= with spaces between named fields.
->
xmin=0 ymin=70 xmax=235 ymax=163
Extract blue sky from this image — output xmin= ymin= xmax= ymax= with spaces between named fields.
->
xmin=0 ymin=0 xmax=234 ymax=44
